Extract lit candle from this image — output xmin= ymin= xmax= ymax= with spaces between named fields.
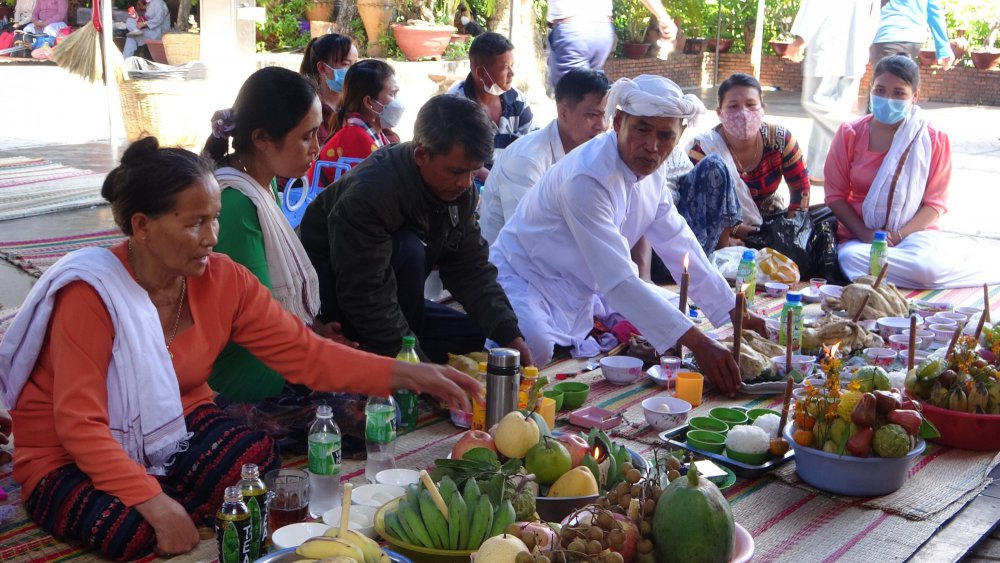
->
xmin=733 ymin=289 xmax=745 ymax=364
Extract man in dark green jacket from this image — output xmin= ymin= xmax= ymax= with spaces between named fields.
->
xmin=300 ymin=95 xmax=534 ymax=365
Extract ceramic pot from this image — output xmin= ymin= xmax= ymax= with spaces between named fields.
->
xmin=683 ymin=38 xmax=705 ymax=55
xmin=390 ymin=23 xmax=454 ymax=61
xmin=769 ymin=40 xmax=791 ymax=57
xmin=707 ymin=38 xmax=733 ymax=53
xmin=971 ymin=50 xmax=1000 ymax=71
xmin=356 ymin=0 xmax=395 ymax=57
xmin=622 ymin=42 xmax=650 ymax=59
xmin=918 ymin=49 xmax=937 ymax=67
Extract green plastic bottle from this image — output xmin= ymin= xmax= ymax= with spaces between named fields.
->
xmin=393 ymin=335 xmax=420 ymax=429
xmin=237 ymin=464 xmax=267 ymax=560
xmin=216 ymin=486 xmax=252 ymax=563
xmin=734 ymin=249 xmax=758 ymax=306
xmin=869 ymin=230 xmax=888 ymax=276
xmin=779 ymin=291 xmax=804 ymax=352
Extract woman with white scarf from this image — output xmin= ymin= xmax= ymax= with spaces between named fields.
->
xmin=826 ymin=55 xmax=1000 ymax=288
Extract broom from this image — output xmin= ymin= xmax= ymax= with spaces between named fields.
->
xmin=51 ymin=0 xmax=126 ymax=83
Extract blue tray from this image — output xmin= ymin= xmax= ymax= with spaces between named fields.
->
xmin=256 ymin=546 xmax=411 ymax=562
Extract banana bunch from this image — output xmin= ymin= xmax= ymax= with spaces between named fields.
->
xmin=295 ymin=526 xmax=390 ymax=563
xmin=384 ymin=476 xmax=515 ymax=551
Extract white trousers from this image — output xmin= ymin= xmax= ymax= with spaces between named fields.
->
xmin=839 ymin=230 xmax=1000 ymax=289
xmin=801 ymin=75 xmax=862 ymax=181
xmin=22 ymin=21 xmax=66 ymax=37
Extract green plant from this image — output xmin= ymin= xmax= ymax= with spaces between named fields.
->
xmin=379 ymin=28 xmax=404 ymax=59
xmin=348 ymin=15 xmax=368 ymax=54
xmin=942 ymin=0 xmax=1000 ymax=50
xmin=614 ymin=0 xmax=651 ymax=43
xmin=255 ymin=0 xmax=311 ymax=52
xmin=444 ymin=37 xmax=471 ymax=60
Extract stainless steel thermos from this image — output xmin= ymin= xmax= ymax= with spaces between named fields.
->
xmin=485 ymin=348 xmax=521 ymax=429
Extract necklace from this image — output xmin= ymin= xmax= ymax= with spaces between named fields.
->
xmin=724 ymin=132 xmax=762 ymax=175
xmin=128 ymin=241 xmax=187 ymax=358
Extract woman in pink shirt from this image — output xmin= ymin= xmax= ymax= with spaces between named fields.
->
xmin=825 ymin=55 xmax=1000 ymax=288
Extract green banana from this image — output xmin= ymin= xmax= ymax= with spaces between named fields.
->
xmin=462 ymin=478 xmax=481 ymax=515
xmin=466 ymin=494 xmax=494 ymax=550
xmin=447 ymin=486 xmax=468 ymax=550
xmin=405 ymin=484 xmax=420 ymax=507
xmin=397 ymin=499 xmax=435 ymax=548
xmin=418 ymin=489 xmax=448 ymax=549
xmin=437 ymin=475 xmax=458 ymax=506
xmin=488 ymin=499 xmax=516 ymax=538
xmin=385 ymin=510 xmax=414 ymax=546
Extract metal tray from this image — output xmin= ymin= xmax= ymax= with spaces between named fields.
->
xmin=658 ymin=422 xmax=795 ymax=479
xmin=257 ymin=546 xmax=410 ymax=563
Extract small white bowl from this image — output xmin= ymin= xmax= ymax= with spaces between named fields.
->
xmin=352 ymin=484 xmax=405 ymax=508
xmin=929 ymin=323 xmax=957 ymax=343
xmin=600 ymin=355 xmax=644 ymax=385
xmin=864 ymin=347 xmax=897 ymax=367
xmin=955 ymin=306 xmax=982 ymax=319
xmin=877 ymin=316 xmax=920 ymax=337
xmin=819 ymin=284 xmax=844 ymax=302
xmin=902 ymin=329 xmax=934 ymax=350
xmin=764 ymin=282 xmax=789 ymax=297
xmin=641 ymin=396 xmax=691 ymax=431
xmin=926 ymin=315 xmax=958 ymax=328
xmin=375 ymin=468 xmax=420 ymax=488
xmin=322 ymin=504 xmax=378 ymax=538
xmin=938 ymin=311 xmax=968 ymax=326
xmin=770 ymin=354 xmax=816 ymax=378
xmin=888 ymin=334 xmax=922 ymax=351
xmin=899 ymin=348 xmax=931 ymax=367
xmin=272 ymin=522 xmax=331 ymax=550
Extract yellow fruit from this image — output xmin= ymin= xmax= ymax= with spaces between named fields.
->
xmin=322 ymin=528 xmax=382 ymax=563
xmin=548 ymin=466 xmax=599 ymax=498
xmin=838 ymin=390 xmax=862 ymax=421
xmin=494 ymin=411 xmax=540 ymax=459
xmin=474 ymin=533 xmax=530 ymax=563
xmin=296 ymin=537 xmax=364 ymax=561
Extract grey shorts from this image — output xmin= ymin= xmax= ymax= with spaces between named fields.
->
xmin=870 ymin=42 xmax=921 ymax=65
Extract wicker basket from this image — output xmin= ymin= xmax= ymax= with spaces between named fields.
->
xmin=162 ymin=32 xmax=200 ymax=65
xmin=119 ymin=78 xmax=206 ymax=147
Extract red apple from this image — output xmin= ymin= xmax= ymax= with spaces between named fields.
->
xmin=611 ymin=512 xmax=640 ymax=563
xmin=451 ymin=430 xmax=497 ymax=460
xmin=555 ymin=433 xmax=590 ymax=467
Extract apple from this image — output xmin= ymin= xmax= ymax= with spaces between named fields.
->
xmin=515 ymin=522 xmax=559 ymax=555
xmin=494 ymin=411 xmax=540 ymax=459
xmin=555 ymin=433 xmax=590 ymax=467
xmin=611 ymin=512 xmax=640 ymax=562
xmin=525 ymin=436 xmax=572 ymax=486
xmin=451 ymin=430 xmax=497 ymax=460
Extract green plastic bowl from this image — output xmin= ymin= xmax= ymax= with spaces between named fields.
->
xmin=747 ymin=408 xmax=781 ymax=423
xmin=725 ymin=446 xmax=768 ymax=466
xmin=709 ymin=407 xmax=749 ymax=428
xmin=553 ymin=381 xmax=590 ymax=410
xmin=544 ymin=389 xmax=565 ymax=411
xmin=686 ymin=430 xmax=726 ymax=454
xmin=689 ymin=416 xmax=729 ymax=433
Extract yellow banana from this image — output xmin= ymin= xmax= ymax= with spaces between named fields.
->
xmin=296 ymin=537 xmax=364 ymax=560
xmin=322 ymin=528 xmax=382 ymax=563
xmin=314 ymin=558 xmax=359 ymax=563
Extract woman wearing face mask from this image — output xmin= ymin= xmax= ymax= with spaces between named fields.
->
xmin=312 ymin=59 xmax=402 ymax=186
xmin=826 ymin=55 xmax=1000 ymax=288
xmin=300 ymin=33 xmax=358 ymax=144
xmin=689 ymin=73 xmax=811 ymax=247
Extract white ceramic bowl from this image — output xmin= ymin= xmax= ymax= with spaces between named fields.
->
xmin=955 ymin=306 xmax=982 ymax=318
xmin=764 ymin=282 xmax=789 ymax=297
xmin=929 ymin=323 xmax=957 ymax=343
xmin=938 ymin=311 xmax=968 ymax=326
xmin=352 ymin=484 xmax=405 ymax=508
xmin=888 ymin=334 xmax=922 ymax=351
xmin=902 ymin=329 xmax=934 ymax=350
xmin=864 ymin=347 xmax=897 ymax=367
xmin=899 ymin=348 xmax=931 ymax=367
xmin=272 ymin=522 xmax=331 ymax=550
xmin=322 ymin=504 xmax=378 ymax=538
xmin=600 ymin=355 xmax=644 ymax=385
xmin=375 ymin=468 xmax=420 ymax=488
xmin=877 ymin=316 xmax=920 ymax=337
xmin=770 ymin=354 xmax=816 ymax=378
xmin=641 ymin=396 xmax=691 ymax=431
xmin=819 ymin=284 xmax=844 ymax=302
xmin=926 ymin=315 xmax=957 ymax=328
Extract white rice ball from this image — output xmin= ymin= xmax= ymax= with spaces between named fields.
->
xmin=752 ymin=413 xmax=781 ymax=438
xmin=725 ymin=425 xmax=770 ymax=455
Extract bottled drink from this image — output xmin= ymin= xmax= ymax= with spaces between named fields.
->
xmin=237 ymin=463 xmax=268 ymax=559
xmin=471 ymin=361 xmax=487 ymax=432
xmin=779 ymin=291 xmax=804 ymax=352
xmin=393 ymin=336 xmax=420 ymax=429
xmin=518 ymin=366 xmax=539 ymax=410
xmin=216 ymin=486 xmax=252 ymax=563
xmin=365 ymin=395 xmax=397 ymax=483
xmin=308 ymin=405 xmax=342 ymax=518
xmin=734 ymin=249 xmax=758 ymax=305
xmin=869 ymin=230 xmax=888 ymax=277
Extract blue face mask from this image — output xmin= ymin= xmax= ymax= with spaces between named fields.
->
xmin=870 ymin=94 xmax=911 ymax=125
xmin=325 ymin=66 xmax=348 ymax=93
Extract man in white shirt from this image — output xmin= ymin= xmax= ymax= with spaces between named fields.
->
xmin=490 ymin=75 xmax=766 ymax=395
xmin=479 ymin=69 xmax=610 ymax=245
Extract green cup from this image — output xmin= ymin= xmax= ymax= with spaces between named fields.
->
xmin=709 ymin=407 xmax=749 ymax=429
xmin=747 ymin=408 xmax=781 ymax=423
xmin=553 ymin=381 xmax=590 ymax=410
xmin=686 ymin=430 xmax=726 ymax=454
xmin=725 ymin=447 xmax=768 ymax=466
xmin=544 ymin=390 xmax=565 ymax=411
xmin=689 ymin=416 xmax=729 ymax=433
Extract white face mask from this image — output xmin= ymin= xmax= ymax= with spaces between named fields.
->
xmin=460 ymin=15 xmax=470 ymax=25
xmin=480 ymin=68 xmax=509 ymax=96
xmin=372 ymin=97 xmax=405 ymax=129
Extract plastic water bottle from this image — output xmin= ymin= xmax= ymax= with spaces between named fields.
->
xmin=236 ymin=464 xmax=268 ymax=560
xmin=365 ymin=395 xmax=397 ymax=483
xmin=216 ymin=486 xmax=252 ymax=563
xmin=779 ymin=291 xmax=804 ymax=352
xmin=734 ymin=249 xmax=758 ymax=305
xmin=870 ymin=230 xmax=888 ymax=276
xmin=393 ymin=336 xmax=420 ymax=429
xmin=308 ymin=405 xmax=342 ymax=518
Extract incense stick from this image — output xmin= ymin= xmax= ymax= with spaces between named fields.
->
xmin=873 ymin=263 xmax=890 ymax=289
xmin=984 ymin=284 xmax=992 ymax=324
xmin=907 ymin=315 xmax=917 ymax=371
xmin=945 ymin=325 xmax=963 ymax=359
xmin=851 ymin=293 xmax=871 ymax=323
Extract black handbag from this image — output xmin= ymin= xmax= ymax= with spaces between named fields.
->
xmin=743 ymin=204 xmax=846 ymax=282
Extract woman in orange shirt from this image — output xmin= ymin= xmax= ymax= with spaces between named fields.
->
xmin=0 ymin=138 xmax=478 ymax=560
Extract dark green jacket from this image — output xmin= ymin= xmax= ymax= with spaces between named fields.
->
xmin=300 ymin=142 xmax=522 ymax=358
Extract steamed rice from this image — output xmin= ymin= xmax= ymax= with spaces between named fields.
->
xmin=752 ymin=413 xmax=781 ymax=438
xmin=725 ymin=425 xmax=770 ymax=454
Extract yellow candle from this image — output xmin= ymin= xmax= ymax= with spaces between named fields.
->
xmin=535 ymin=397 xmax=557 ymax=429
xmin=674 ymin=371 xmax=704 ymax=407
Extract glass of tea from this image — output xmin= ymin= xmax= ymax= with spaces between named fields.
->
xmin=264 ymin=468 xmax=310 ymax=539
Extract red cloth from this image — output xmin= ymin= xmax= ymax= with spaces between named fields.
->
xmin=610 ymin=320 xmax=642 ymax=344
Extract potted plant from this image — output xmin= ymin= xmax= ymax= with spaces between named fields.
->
xmin=357 ymin=0 xmax=397 ymax=57
xmin=918 ymin=41 xmax=938 ymax=67
xmin=951 ymin=28 xmax=969 ymax=62
xmin=971 ymin=20 xmax=1000 ymax=70
xmin=613 ymin=0 xmax=651 ymax=59
xmin=768 ymin=15 xmax=795 ymax=57
xmin=389 ymin=0 xmax=457 ymax=61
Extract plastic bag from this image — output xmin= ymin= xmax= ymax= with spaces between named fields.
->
xmin=758 ymin=248 xmax=800 ymax=284
xmin=708 ymin=246 xmax=751 ymax=281
xmin=745 ymin=211 xmax=812 ymax=274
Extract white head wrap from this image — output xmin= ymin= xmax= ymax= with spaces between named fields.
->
xmin=605 ymin=75 xmax=706 ymax=125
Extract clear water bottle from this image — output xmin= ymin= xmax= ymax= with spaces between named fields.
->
xmin=236 ymin=464 xmax=268 ymax=560
xmin=869 ymin=230 xmax=888 ymax=276
xmin=393 ymin=336 xmax=420 ymax=429
xmin=779 ymin=291 xmax=804 ymax=352
xmin=365 ymin=395 xmax=397 ymax=483
xmin=734 ymin=249 xmax=758 ymax=305
xmin=308 ymin=405 xmax=342 ymax=518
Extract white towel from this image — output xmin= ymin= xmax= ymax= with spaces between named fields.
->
xmin=0 ymin=247 xmax=189 ymax=475
xmin=691 ymin=129 xmax=764 ymax=227
xmin=862 ymin=106 xmax=932 ymax=232
xmin=216 ymin=168 xmax=320 ymax=325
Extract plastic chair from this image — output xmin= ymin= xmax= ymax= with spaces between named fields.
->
xmin=281 ymin=160 xmax=353 ymax=229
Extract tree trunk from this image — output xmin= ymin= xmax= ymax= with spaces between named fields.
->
xmin=493 ymin=0 xmax=548 ymax=99
xmin=175 ymin=0 xmax=190 ymax=31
